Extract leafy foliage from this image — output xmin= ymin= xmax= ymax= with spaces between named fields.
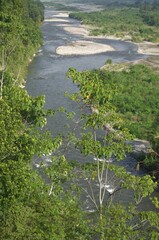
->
xmin=0 ymin=159 xmax=91 ymax=240
xmin=68 ymin=64 xmax=159 ymax=176
xmin=93 ymin=64 xmax=159 ymax=143
xmin=0 ymin=0 xmax=44 ymax=80
xmin=0 ymin=1 xmax=91 ymax=239
xmin=67 ymin=67 xmax=159 ymax=239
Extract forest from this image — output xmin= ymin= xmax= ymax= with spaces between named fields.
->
xmin=1 ymin=0 xmax=159 ymax=239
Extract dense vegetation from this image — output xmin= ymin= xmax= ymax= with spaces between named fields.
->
xmin=69 ymin=63 xmax=159 ymax=176
xmin=93 ymin=64 xmax=159 ymax=143
xmin=0 ymin=0 xmax=44 ymax=80
xmin=69 ymin=2 xmax=159 ymax=42
xmin=69 ymin=0 xmax=135 ymax=7
xmin=1 ymin=0 xmax=159 ymax=239
xmin=139 ymin=1 xmax=159 ymax=27
xmin=66 ymin=67 xmax=159 ymax=239
xmin=0 ymin=1 xmax=90 ymax=239
xmin=59 ymin=0 xmax=159 ymax=8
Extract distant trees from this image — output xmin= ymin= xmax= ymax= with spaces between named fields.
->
xmin=139 ymin=0 xmax=159 ymax=27
xmin=69 ymin=5 xmax=159 ymax=42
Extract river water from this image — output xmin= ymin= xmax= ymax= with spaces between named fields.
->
xmin=26 ymin=7 xmax=145 ymax=134
xmin=26 ymin=7 xmax=158 ymax=211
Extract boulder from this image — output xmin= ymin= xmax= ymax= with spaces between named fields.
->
xmin=126 ymin=139 xmax=151 ymax=160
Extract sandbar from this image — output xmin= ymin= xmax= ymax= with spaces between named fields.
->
xmin=56 ymin=40 xmax=114 ymax=55
xmin=137 ymin=42 xmax=159 ymax=55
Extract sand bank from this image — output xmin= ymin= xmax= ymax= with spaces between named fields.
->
xmin=63 ymin=26 xmax=89 ymax=37
xmin=137 ymin=42 xmax=159 ymax=55
xmin=44 ymin=18 xmax=70 ymax=23
xmin=56 ymin=40 xmax=114 ymax=55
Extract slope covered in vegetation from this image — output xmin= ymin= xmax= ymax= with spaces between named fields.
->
xmin=0 ymin=0 xmax=44 ymax=80
xmin=69 ymin=2 xmax=159 ymax=42
xmin=0 ymin=1 xmax=91 ymax=238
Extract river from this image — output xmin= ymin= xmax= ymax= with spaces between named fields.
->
xmin=26 ymin=7 xmax=158 ymax=212
xmin=26 ymin=7 xmax=145 ymax=134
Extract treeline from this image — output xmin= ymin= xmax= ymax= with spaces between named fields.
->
xmin=138 ymin=0 xmax=159 ymax=27
xmin=66 ymin=66 xmax=159 ymax=238
xmin=66 ymin=0 xmax=134 ymax=7
xmin=66 ymin=0 xmax=158 ymax=7
xmin=69 ymin=2 xmax=159 ymax=42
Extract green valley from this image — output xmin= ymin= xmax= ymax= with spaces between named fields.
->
xmin=1 ymin=0 xmax=159 ymax=239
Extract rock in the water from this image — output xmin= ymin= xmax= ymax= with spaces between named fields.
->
xmin=126 ymin=139 xmax=151 ymax=160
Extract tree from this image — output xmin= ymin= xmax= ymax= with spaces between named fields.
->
xmin=66 ymin=67 xmax=159 ymax=239
xmin=0 ymin=0 xmax=44 ymax=81
xmin=0 ymin=72 xmax=91 ymax=240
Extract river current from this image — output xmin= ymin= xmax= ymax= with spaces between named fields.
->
xmin=26 ymin=7 xmax=158 ymax=211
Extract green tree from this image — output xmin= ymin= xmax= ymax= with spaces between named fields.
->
xmin=67 ymin=67 xmax=159 ymax=239
xmin=0 ymin=72 xmax=91 ymax=239
xmin=0 ymin=0 xmax=44 ymax=80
